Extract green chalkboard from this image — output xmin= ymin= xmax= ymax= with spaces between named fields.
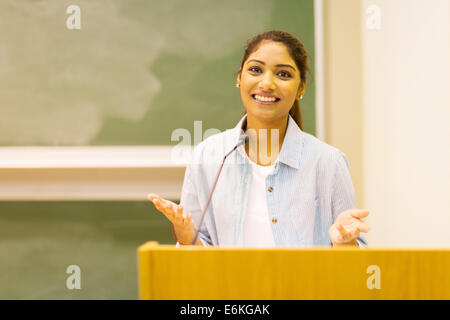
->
xmin=0 ymin=0 xmax=315 ymax=146
xmin=0 ymin=201 xmax=175 ymax=299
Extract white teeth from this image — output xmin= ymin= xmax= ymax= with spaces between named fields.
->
xmin=254 ymin=95 xmax=277 ymax=102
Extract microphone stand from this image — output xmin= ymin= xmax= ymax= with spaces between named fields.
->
xmin=190 ymin=135 xmax=249 ymax=245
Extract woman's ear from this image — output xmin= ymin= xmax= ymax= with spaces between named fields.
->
xmin=236 ymin=72 xmax=241 ymax=87
xmin=296 ymin=81 xmax=306 ymax=100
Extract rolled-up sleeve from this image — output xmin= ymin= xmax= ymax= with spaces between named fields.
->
xmin=331 ymin=152 xmax=368 ymax=248
xmin=180 ymin=163 xmax=213 ymax=247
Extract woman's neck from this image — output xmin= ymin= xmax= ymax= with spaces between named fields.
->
xmin=244 ymin=114 xmax=288 ymax=166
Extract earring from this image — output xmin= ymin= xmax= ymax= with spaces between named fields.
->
xmin=236 ymin=83 xmax=240 ymax=88
xmin=300 ymin=95 xmax=303 ymax=100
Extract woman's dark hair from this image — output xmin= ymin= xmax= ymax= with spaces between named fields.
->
xmin=237 ymin=30 xmax=311 ymax=130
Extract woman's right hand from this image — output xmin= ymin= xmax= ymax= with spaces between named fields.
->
xmin=147 ymin=193 xmax=195 ymax=243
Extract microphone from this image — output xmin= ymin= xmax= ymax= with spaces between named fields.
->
xmin=191 ymin=134 xmax=249 ymax=245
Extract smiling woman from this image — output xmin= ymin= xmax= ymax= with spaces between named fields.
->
xmin=237 ymin=30 xmax=310 ymax=133
xmin=148 ymin=30 xmax=370 ymax=248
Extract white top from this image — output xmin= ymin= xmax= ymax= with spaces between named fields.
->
xmin=243 ymin=160 xmax=276 ymax=247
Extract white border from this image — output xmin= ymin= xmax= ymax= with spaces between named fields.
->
xmin=314 ymin=0 xmax=325 ymax=141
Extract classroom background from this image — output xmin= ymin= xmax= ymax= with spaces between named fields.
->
xmin=0 ymin=0 xmax=448 ymax=299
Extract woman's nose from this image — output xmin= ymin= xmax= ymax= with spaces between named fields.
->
xmin=258 ymin=72 xmax=276 ymax=91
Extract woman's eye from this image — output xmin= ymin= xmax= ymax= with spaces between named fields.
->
xmin=248 ymin=66 xmax=261 ymax=73
xmin=278 ymin=71 xmax=292 ymax=78
xmin=248 ymin=66 xmax=291 ymax=78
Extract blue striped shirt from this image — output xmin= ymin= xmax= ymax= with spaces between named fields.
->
xmin=180 ymin=114 xmax=368 ymax=247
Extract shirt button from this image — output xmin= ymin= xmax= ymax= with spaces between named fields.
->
xmin=272 ymin=217 xmax=277 ymax=223
xmin=268 ymin=186 xmax=274 ymax=192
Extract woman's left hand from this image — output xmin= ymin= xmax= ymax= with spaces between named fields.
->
xmin=329 ymin=209 xmax=371 ymax=246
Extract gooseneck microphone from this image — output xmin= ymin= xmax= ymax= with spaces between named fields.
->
xmin=191 ymin=134 xmax=249 ymax=245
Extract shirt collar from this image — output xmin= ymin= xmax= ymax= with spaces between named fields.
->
xmin=233 ymin=113 xmax=304 ymax=169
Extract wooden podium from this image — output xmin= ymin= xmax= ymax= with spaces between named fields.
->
xmin=137 ymin=241 xmax=450 ymax=300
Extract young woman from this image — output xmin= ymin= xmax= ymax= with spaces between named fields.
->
xmin=148 ymin=30 xmax=370 ymax=247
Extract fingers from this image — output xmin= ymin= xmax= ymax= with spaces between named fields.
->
xmin=148 ymin=193 xmax=175 ymax=211
xmin=148 ymin=193 xmax=193 ymax=226
xmin=332 ymin=208 xmax=373 ymax=245
xmin=182 ymin=211 xmax=193 ymax=226
xmin=339 ymin=220 xmax=370 ymax=234
xmin=335 ymin=209 xmax=369 ymax=227
xmin=349 ymin=209 xmax=370 ymax=219
xmin=152 ymin=198 xmax=167 ymax=215
xmin=178 ymin=206 xmax=193 ymax=225
xmin=177 ymin=204 xmax=186 ymax=220
xmin=356 ymin=221 xmax=371 ymax=233
xmin=336 ymin=223 xmax=361 ymax=242
xmin=147 ymin=193 xmax=157 ymax=201
xmin=148 ymin=193 xmax=177 ymax=215
xmin=336 ymin=223 xmax=352 ymax=240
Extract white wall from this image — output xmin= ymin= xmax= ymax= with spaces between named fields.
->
xmin=323 ymin=0 xmax=364 ymax=208
xmin=362 ymin=0 xmax=450 ymax=247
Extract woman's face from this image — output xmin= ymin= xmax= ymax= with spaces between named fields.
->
xmin=237 ymin=40 xmax=305 ymax=124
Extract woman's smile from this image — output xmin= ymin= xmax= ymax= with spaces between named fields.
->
xmin=252 ymin=93 xmax=280 ymax=105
